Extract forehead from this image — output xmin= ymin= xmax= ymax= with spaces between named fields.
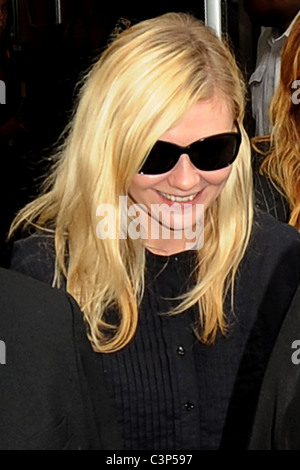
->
xmin=166 ymin=96 xmax=232 ymax=130
xmin=0 ymin=0 xmax=8 ymax=8
xmin=160 ymin=96 xmax=234 ymax=146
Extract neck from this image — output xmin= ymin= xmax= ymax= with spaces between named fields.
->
xmin=144 ymin=230 xmax=202 ymax=256
xmin=145 ymin=239 xmax=189 ymax=256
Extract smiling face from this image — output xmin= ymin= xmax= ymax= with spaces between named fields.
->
xmin=128 ymin=95 xmax=237 ymax=254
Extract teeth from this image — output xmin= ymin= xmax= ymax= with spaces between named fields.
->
xmin=160 ymin=191 xmax=197 ymax=202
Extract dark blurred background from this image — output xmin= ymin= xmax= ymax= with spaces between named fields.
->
xmin=0 ymin=0 xmax=259 ymax=266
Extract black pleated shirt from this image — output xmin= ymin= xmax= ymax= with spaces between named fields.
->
xmin=9 ymin=212 xmax=300 ymax=450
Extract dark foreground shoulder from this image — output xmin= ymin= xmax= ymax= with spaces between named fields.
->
xmin=242 ymin=211 xmax=300 ymax=331
xmin=0 ymin=268 xmax=123 ymax=450
xmin=220 ymin=213 xmax=300 ymax=449
xmin=0 ymin=268 xmax=90 ymax=449
xmin=9 ymin=231 xmax=56 ymax=284
xmin=249 ymin=283 xmax=300 ymax=449
xmin=0 ymin=267 xmax=71 ymax=328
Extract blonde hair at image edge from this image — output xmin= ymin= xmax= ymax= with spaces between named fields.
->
xmin=260 ymin=14 xmax=300 ymax=230
xmin=9 ymin=12 xmax=253 ymax=353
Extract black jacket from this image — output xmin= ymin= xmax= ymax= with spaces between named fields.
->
xmin=0 ymin=268 xmax=123 ymax=450
xmin=249 ymin=283 xmax=300 ymax=450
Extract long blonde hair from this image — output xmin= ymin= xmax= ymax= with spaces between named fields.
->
xmin=9 ymin=13 xmax=253 ymax=353
xmin=254 ymin=14 xmax=300 ymax=230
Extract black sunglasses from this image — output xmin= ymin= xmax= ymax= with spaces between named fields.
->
xmin=139 ymin=128 xmax=242 ymax=175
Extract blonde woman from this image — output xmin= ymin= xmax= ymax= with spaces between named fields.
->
xmin=8 ymin=13 xmax=300 ymax=450
xmin=252 ymin=13 xmax=300 ymax=230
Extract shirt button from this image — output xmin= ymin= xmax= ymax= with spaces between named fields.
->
xmin=185 ymin=402 xmax=195 ymax=411
xmin=177 ymin=345 xmax=185 ymax=356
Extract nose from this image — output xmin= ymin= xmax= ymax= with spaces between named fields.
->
xmin=166 ymin=154 xmax=201 ymax=190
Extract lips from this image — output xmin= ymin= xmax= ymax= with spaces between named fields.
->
xmin=158 ymin=191 xmax=198 ymax=202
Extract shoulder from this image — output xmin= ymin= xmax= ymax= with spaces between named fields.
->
xmin=11 ymin=231 xmax=55 ymax=255
xmin=0 ymin=266 xmax=85 ymax=390
xmin=0 ymin=267 xmax=123 ymax=450
xmin=240 ymin=212 xmax=300 ymax=291
xmin=0 ymin=268 xmax=88 ymax=363
xmin=9 ymin=231 xmax=56 ymax=284
xmin=0 ymin=268 xmax=100 ymax=450
xmin=252 ymin=211 xmax=300 ymax=248
xmin=249 ymin=283 xmax=300 ymax=449
xmin=0 ymin=267 xmax=78 ymax=335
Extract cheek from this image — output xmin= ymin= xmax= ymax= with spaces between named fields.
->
xmin=128 ymin=175 xmax=147 ymax=198
xmin=199 ymin=166 xmax=232 ymax=186
xmin=201 ymin=167 xmax=232 ymax=210
xmin=128 ymin=174 xmax=165 ymax=194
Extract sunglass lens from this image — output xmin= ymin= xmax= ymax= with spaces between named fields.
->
xmin=191 ymin=134 xmax=240 ymax=171
xmin=140 ymin=141 xmax=177 ymax=175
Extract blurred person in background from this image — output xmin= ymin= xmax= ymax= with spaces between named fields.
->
xmin=244 ymin=0 xmax=300 ymax=136
xmin=252 ymin=13 xmax=300 ymax=231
